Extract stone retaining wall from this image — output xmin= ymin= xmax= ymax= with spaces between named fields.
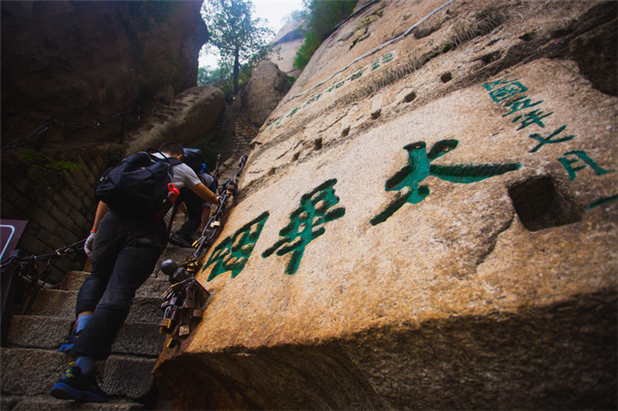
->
xmin=1 ymin=145 xmax=116 ymax=282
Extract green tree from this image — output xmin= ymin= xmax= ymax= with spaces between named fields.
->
xmin=294 ymin=0 xmax=358 ymax=70
xmin=197 ymin=66 xmax=224 ymax=86
xmin=201 ymin=0 xmax=274 ymax=95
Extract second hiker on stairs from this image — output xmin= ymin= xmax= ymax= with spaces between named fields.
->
xmin=169 ymin=148 xmax=219 ymax=248
xmin=51 ymin=142 xmax=219 ymax=403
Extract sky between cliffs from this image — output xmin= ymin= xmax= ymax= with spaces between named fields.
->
xmin=199 ymin=0 xmax=303 ymax=68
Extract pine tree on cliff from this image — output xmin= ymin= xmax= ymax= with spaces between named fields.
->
xmin=202 ymin=0 xmax=274 ymax=95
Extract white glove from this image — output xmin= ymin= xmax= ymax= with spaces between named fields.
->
xmin=84 ymin=232 xmax=96 ymax=258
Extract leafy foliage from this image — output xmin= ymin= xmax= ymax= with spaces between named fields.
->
xmin=197 ymin=66 xmax=226 ymax=87
xmin=201 ymin=0 xmax=274 ymax=95
xmin=293 ymin=0 xmax=358 ymax=70
xmin=18 ymin=149 xmax=82 ymax=183
xmin=198 ymin=47 xmax=272 ymax=101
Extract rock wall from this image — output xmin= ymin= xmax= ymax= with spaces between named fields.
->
xmin=1 ymin=1 xmax=207 ymax=147
xmin=155 ymin=0 xmax=617 ymax=409
xmin=0 ymin=1 xmax=209 ymax=281
xmin=240 ymin=61 xmax=292 ymax=128
xmin=125 ymin=85 xmax=226 ymax=154
xmin=0 ymin=146 xmax=112 ymax=278
xmin=269 ymin=19 xmax=305 ymax=78
xmin=212 ymin=62 xmax=291 ymax=162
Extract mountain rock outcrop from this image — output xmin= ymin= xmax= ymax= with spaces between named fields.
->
xmin=154 ymin=0 xmax=617 ymax=409
xmin=269 ymin=18 xmax=305 ymax=77
xmin=1 ymin=1 xmax=208 ymax=147
xmin=240 ymin=61 xmax=291 ymax=128
xmin=126 ymin=85 xmax=225 ymax=154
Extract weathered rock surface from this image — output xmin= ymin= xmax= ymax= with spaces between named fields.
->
xmin=155 ymin=0 xmax=617 ymax=409
xmin=1 ymin=0 xmax=208 ymax=146
xmin=240 ymin=61 xmax=291 ymax=128
xmin=269 ymin=19 xmax=305 ymax=77
xmin=126 ymin=85 xmax=226 ymax=154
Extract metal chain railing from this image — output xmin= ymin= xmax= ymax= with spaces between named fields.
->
xmin=0 ymin=238 xmax=87 ymax=270
xmin=1 ymin=237 xmax=87 ymax=345
xmin=1 ymin=103 xmax=165 ymax=152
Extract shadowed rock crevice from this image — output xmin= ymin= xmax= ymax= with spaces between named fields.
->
xmin=508 ymin=176 xmax=584 ymax=232
xmin=476 ymin=1 xmax=617 ymax=96
xmin=342 ymin=291 xmax=617 ymax=410
xmin=155 ymin=292 xmax=617 ymax=410
xmin=154 ymin=342 xmax=388 ymax=410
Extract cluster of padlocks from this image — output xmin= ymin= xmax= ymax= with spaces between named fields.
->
xmin=158 ymin=259 xmax=210 ymax=347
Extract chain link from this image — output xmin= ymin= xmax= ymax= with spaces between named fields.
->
xmin=0 ymin=238 xmax=86 ymax=269
xmin=1 ymin=103 xmax=166 ymax=152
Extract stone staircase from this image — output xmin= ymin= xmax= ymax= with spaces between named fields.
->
xmin=1 ymin=244 xmax=195 ymax=410
xmin=213 ymin=102 xmax=258 ymax=162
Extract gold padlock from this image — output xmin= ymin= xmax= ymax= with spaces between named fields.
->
xmin=159 ymin=318 xmax=173 ymax=334
xmin=179 ymin=325 xmax=190 ymax=336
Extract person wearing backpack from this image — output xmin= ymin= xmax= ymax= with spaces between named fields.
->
xmin=50 ymin=142 xmax=218 ymax=403
xmin=169 ymin=148 xmax=218 ymax=248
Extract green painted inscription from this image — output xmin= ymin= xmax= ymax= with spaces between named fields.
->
xmin=203 ymin=212 xmax=270 ymax=281
xmin=371 ymin=140 xmax=520 ymax=225
xmin=262 ymin=179 xmax=345 ymax=275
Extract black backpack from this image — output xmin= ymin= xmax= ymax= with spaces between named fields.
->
xmin=183 ymin=148 xmax=208 ymax=175
xmin=95 ymin=150 xmax=181 ymax=219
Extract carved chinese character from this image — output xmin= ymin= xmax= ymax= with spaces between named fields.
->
xmin=502 ymin=95 xmax=543 ymax=117
xmin=529 ymin=125 xmax=575 ymax=152
xmin=488 ymin=81 xmax=528 ymax=102
xmin=262 ymin=180 xmax=345 ymax=275
xmin=558 ymin=150 xmax=615 ymax=180
xmin=512 ymin=109 xmax=553 ymax=130
xmin=202 ymin=212 xmax=270 ymax=281
xmin=371 ymin=140 xmax=520 ymax=225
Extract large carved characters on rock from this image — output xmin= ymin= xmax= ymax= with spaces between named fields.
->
xmin=154 ymin=1 xmax=617 ymax=410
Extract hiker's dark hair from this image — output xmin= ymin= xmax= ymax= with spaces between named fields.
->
xmin=159 ymin=142 xmax=184 ymax=156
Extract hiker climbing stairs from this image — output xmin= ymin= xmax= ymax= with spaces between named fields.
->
xmin=1 ymin=244 xmax=195 ymax=410
xmin=1 ymin=148 xmax=248 ymax=409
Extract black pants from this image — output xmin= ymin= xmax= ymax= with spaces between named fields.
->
xmin=72 ymin=211 xmax=167 ymax=359
xmin=176 ymin=174 xmax=217 ymax=239
xmin=176 ymin=188 xmax=203 ymax=239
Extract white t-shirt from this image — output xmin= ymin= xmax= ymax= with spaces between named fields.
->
xmin=171 ymin=162 xmax=201 ymax=190
xmin=152 ymin=153 xmax=201 ymax=189
xmin=153 ymin=153 xmax=202 ymax=225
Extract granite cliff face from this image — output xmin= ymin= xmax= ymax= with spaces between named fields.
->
xmin=269 ymin=18 xmax=305 ymax=78
xmin=154 ymin=0 xmax=617 ymax=409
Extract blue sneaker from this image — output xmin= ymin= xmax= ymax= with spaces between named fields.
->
xmin=50 ymin=363 xmax=109 ymax=403
xmin=58 ymin=330 xmax=80 ymax=353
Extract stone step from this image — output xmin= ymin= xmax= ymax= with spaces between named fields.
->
xmin=58 ymin=271 xmax=171 ymax=298
xmin=1 ymin=394 xmax=145 ymax=410
xmin=28 ymin=290 xmax=162 ymax=324
xmin=1 ymin=348 xmax=157 ymax=400
xmin=7 ymin=315 xmax=165 ymax=357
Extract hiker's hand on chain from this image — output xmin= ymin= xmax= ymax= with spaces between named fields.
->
xmin=84 ymin=232 xmax=97 ymax=257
